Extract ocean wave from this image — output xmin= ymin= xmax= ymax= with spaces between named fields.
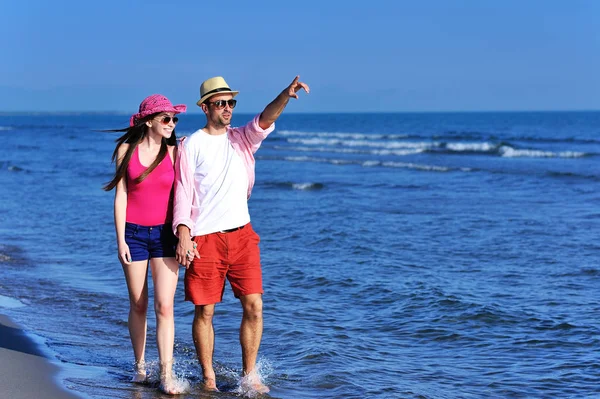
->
xmin=292 ymin=182 xmax=324 ymax=190
xmin=273 ymin=145 xmax=423 ymax=157
xmin=444 ymin=142 xmax=497 ymax=152
xmin=381 ymin=161 xmax=452 ymax=172
xmin=545 ymin=171 xmax=600 ymax=182
xmin=442 ymin=131 xmax=600 ymax=145
xmin=262 ymin=181 xmax=324 ymax=190
xmin=277 ymin=130 xmax=409 ymax=140
xmin=272 ymin=155 xmax=455 ymax=172
xmin=503 ymin=135 xmax=600 ymax=145
xmin=499 ymin=147 xmax=586 ymax=158
xmin=280 ymin=137 xmax=590 ymax=159
xmin=278 ymin=129 xmax=600 ymax=145
xmin=0 ymin=161 xmax=26 ymax=172
xmin=0 ymin=126 xmax=13 ymax=131
xmin=287 ymin=137 xmax=436 ymax=150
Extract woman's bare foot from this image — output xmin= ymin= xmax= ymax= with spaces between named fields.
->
xmin=131 ymin=360 xmax=147 ymax=383
xmin=159 ymin=377 xmax=189 ymax=395
xmin=159 ymin=359 xmax=189 ymax=395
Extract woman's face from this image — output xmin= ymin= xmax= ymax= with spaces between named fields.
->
xmin=147 ymin=112 xmax=178 ymax=139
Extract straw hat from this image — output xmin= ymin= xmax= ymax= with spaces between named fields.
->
xmin=197 ymin=76 xmax=239 ymax=106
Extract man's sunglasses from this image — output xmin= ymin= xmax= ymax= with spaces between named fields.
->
xmin=207 ymin=99 xmax=237 ymax=109
xmin=157 ymin=116 xmax=179 ymax=125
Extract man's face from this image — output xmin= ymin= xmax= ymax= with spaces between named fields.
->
xmin=203 ymin=93 xmax=235 ymax=128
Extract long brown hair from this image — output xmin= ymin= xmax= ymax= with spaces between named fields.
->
xmin=102 ymin=114 xmax=177 ymax=191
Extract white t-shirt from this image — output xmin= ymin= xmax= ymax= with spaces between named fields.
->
xmin=184 ymin=129 xmax=250 ymax=236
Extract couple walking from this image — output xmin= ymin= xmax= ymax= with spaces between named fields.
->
xmin=104 ymin=75 xmax=309 ymax=394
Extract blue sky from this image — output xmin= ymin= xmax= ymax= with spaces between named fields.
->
xmin=2 ymin=1 xmax=599 ymax=113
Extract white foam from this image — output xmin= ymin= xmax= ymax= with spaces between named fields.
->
xmin=292 ymin=183 xmax=320 ymax=190
xmin=162 ymin=376 xmax=191 ymax=394
xmin=235 ymin=359 xmax=273 ymax=398
xmin=284 ymin=156 xmax=315 ymax=162
xmin=381 ymin=161 xmax=450 ymax=172
xmin=136 ymin=359 xmax=191 ymax=394
xmin=0 ymin=294 xmax=25 ymax=309
xmin=500 ymin=146 xmax=586 ymax=158
xmin=362 ymin=160 xmax=380 ymax=167
xmin=275 ymin=145 xmax=423 ymax=156
xmin=287 ymin=137 xmax=434 ymax=150
xmin=445 ymin=142 xmax=497 ymax=152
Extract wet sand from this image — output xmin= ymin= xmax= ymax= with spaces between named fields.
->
xmin=0 ymin=314 xmax=82 ymax=399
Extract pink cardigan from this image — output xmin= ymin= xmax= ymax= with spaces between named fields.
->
xmin=172 ymin=115 xmax=275 ymax=235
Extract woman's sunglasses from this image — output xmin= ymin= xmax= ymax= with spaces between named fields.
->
xmin=208 ymin=99 xmax=237 ymax=110
xmin=156 ymin=116 xmax=179 ymax=125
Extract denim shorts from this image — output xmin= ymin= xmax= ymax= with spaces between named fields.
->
xmin=125 ymin=222 xmax=177 ymax=262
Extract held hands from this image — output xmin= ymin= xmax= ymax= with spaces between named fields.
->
xmin=176 ymin=239 xmax=200 ymax=268
xmin=285 ymin=75 xmax=310 ymax=99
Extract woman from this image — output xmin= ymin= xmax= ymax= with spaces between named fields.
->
xmin=104 ymin=94 xmax=189 ymax=395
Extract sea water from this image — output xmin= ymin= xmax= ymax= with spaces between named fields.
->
xmin=0 ymin=111 xmax=599 ymax=398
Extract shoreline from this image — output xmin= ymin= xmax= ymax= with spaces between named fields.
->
xmin=0 ymin=314 xmax=82 ymax=399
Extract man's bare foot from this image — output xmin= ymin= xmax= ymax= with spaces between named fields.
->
xmin=201 ymin=378 xmax=219 ymax=392
xmin=252 ymin=382 xmax=270 ymax=394
xmin=131 ymin=360 xmax=146 ymax=383
xmin=241 ymin=372 xmax=270 ymax=394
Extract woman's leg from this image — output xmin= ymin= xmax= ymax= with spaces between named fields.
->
xmin=122 ymin=260 xmax=149 ymax=380
xmin=150 ymin=257 xmax=180 ymax=392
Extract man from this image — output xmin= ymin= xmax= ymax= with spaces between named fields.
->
xmin=173 ymin=75 xmax=309 ymax=392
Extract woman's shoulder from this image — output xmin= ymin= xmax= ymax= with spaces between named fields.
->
xmin=116 ymin=142 xmax=130 ymax=160
xmin=118 ymin=142 xmax=130 ymax=152
xmin=167 ymin=143 xmax=177 ymax=162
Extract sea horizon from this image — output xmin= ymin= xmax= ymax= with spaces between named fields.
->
xmin=0 ymin=109 xmax=599 ymax=116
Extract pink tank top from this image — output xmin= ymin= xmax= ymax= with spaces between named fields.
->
xmin=126 ymin=146 xmax=174 ymax=226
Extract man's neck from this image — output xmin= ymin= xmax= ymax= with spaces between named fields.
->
xmin=202 ymin=123 xmax=228 ymax=136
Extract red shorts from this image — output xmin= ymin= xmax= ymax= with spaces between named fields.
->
xmin=184 ymin=223 xmax=263 ymax=305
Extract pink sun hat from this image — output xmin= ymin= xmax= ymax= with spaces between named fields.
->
xmin=129 ymin=94 xmax=187 ymax=126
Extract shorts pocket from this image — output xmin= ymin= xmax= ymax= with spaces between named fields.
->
xmin=242 ymin=225 xmax=260 ymax=244
xmin=193 ymin=235 xmax=207 ymax=253
xmin=125 ymin=223 xmax=138 ymax=239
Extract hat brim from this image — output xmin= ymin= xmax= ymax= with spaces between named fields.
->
xmin=169 ymin=104 xmax=187 ymax=114
xmin=197 ymin=91 xmax=239 ymax=107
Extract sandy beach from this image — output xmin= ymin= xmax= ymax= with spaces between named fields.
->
xmin=0 ymin=314 xmax=81 ymax=399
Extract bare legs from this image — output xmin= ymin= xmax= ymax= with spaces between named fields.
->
xmin=240 ymin=294 xmax=269 ymax=393
xmin=192 ymin=293 xmax=268 ymax=393
xmin=122 ymin=260 xmax=149 ymax=382
xmin=150 ymin=257 xmax=181 ymax=394
xmin=123 ymin=257 xmax=182 ymax=393
xmin=239 ymin=294 xmax=263 ymax=376
xmin=193 ymin=304 xmax=217 ymax=391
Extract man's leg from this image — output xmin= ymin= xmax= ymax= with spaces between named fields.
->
xmin=193 ymin=304 xmax=218 ymax=391
xmin=239 ymin=293 xmax=269 ymax=393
